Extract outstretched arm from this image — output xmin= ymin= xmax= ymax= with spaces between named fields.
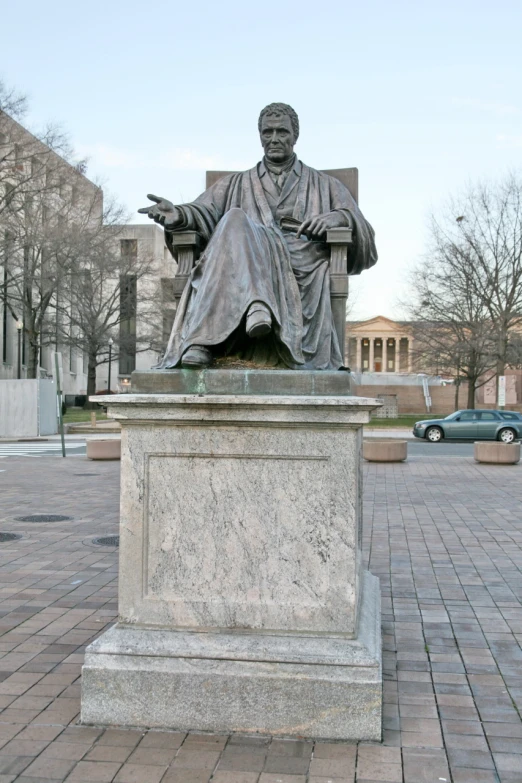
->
xmin=137 ymin=194 xmax=184 ymax=229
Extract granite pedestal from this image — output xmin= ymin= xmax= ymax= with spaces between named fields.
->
xmin=81 ymin=374 xmax=382 ymax=740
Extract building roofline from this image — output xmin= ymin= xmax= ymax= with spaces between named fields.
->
xmin=1 ymin=110 xmax=101 ymax=191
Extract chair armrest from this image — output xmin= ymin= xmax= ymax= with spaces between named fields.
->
xmin=326 ymin=228 xmax=353 ymax=361
xmin=326 ymin=227 xmax=353 ymax=274
xmin=167 ymin=231 xmax=202 ymax=300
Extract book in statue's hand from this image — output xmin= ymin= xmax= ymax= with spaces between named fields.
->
xmin=280 ymin=216 xmax=302 ymax=232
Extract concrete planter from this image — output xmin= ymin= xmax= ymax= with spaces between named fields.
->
xmin=363 ymin=439 xmax=407 ymax=462
xmin=86 ymin=438 xmax=121 ymax=461
xmin=474 ymin=441 xmax=520 ymax=464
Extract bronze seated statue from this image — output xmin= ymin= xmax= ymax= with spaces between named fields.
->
xmin=139 ymin=102 xmax=377 ymax=371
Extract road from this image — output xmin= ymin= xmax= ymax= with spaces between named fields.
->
xmin=407 ymin=440 xmax=476 ymax=457
xmin=0 ymin=441 xmax=87 ymax=458
xmin=0 ymin=438 xmax=480 ymax=459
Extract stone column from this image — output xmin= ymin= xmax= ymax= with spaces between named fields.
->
xmin=81 ymin=376 xmax=382 ymax=741
xmin=408 ymin=338 xmax=413 ymax=372
xmin=369 ymin=338 xmax=375 ymax=372
xmin=356 ymin=337 xmax=362 ymax=372
xmin=382 ymin=338 xmax=388 ymax=373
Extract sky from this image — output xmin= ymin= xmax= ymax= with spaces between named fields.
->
xmin=1 ymin=0 xmax=521 ymax=320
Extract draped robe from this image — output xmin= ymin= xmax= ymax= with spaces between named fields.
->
xmin=159 ymin=159 xmax=377 ymax=370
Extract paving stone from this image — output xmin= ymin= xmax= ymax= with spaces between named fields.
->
xmin=263 ymin=755 xmax=309 ymax=774
xmin=268 ymin=740 xmax=313 ymax=757
xmin=451 ymin=769 xmax=499 ymax=782
xmin=402 ymin=747 xmax=450 ymax=782
xmin=493 ymin=752 xmax=522 ymax=772
xmin=258 ymin=775 xmax=306 ymax=783
xmin=125 ymin=746 xmax=177 ymax=765
xmin=447 ymin=748 xmax=496 ymax=769
xmin=83 ymin=745 xmax=134 ymax=763
xmin=312 ymin=742 xmax=356 ymax=759
xmin=0 ymin=757 xmax=32 ymax=776
xmin=21 ymin=754 xmax=77 ymax=778
xmin=170 ymin=749 xmax=221 ymax=769
xmin=160 ymin=770 xmax=211 ymax=783
xmin=309 ymin=757 xmax=356 ymax=777
xmin=113 ymin=763 xmax=167 ymax=783
xmin=217 ymin=753 xmax=266 ymax=772
xmin=209 ymin=773 xmax=260 ymax=783
xmin=136 ymin=731 xmax=185 ymax=749
xmin=65 ymin=760 xmax=122 ymax=781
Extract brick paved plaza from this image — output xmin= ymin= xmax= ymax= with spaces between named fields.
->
xmin=0 ymin=454 xmax=521 ymax=782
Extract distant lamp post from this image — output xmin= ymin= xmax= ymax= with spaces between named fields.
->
xmin=108 ymin=338 xmax=114 ymax=392
xmin=15 ymin=319 xmax=23 ymax=380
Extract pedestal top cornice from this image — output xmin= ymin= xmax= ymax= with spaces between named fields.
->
xmin=91 ymin=394 xmax=382 ymax=425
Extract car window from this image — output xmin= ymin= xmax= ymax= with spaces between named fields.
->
xmin=500 ymin=412 xmax=517 ymax=420
xmin=478 ymin=412 xmax=498 ymax=421
xmin=459 ymin=412 xmax=476 ymax=421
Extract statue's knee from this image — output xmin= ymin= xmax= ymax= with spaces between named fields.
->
xmin=223 ymin=207 xmax=248 ymax=224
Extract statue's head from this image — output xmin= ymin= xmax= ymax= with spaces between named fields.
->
xmin=258 ymin=103 xmax=299 ymax=164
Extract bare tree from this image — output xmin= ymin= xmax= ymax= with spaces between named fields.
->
xmin=56 ymin=215 xmax=161 ymax=397
xmin=2 ymin=164 xmax=104 ymax=377
xmin=407 ymin=231 xmax=496 ymax=409
xmin=410 ymin=315 xmax=495 ymax=409
xmin=450 ymin=174 xmax=522 ymax=381
xmin=1 ymin=79 xmax=97 ymax=377
xmin=406 ymin=173 xmax=522 ymax=408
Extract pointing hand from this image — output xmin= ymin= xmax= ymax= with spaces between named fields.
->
xmin=137 ymin=194 xmax=181 ymax=228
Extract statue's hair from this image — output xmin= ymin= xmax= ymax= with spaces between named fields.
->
xmin=258 ymin=103 xmax=299 ymax=140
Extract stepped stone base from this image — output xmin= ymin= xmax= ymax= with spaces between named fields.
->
xmin=80 ymin=386 xmax=382 ymax=741
xmin=82 ymin=571 xmax=381 ymax=740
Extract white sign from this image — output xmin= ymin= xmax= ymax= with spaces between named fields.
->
xmin=498 ymin=375 xmax=506 ymax=407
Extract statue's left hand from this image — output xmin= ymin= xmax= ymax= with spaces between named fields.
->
xmin=137 ymin=194 xmax=182 ymax=228
xmin=296 ymin=211 xmax=347 ymax=240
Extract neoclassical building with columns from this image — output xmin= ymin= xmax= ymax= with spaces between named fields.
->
xmin=345 ymin=316 xmax=414 ymax=373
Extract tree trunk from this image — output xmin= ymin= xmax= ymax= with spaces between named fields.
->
xmin=87 ymin=354 xmax=97 ymax=397
xmin=26 ymin=337 xmax=39 ymax=379
xmin=454 ymin=378 xmax=460 ymax=410
xmin=467 ymin=380 xmax=476 ymax=409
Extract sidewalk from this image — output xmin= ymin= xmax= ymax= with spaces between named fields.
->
xmin=0 ymin=454 xmax=521 ymax=781
xmin=66 ymin=420 xmax=121 ymax=435
xmin=364 ymin=427 xmax=414 ymax=439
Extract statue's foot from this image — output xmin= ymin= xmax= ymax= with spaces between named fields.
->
xmin=246 ymin=302 xmax=272 ymax=338
xmin=181 ymin=345 xmax=212 ymax=368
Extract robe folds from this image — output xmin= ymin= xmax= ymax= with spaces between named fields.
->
xmin=159 ymin=160 xmax=377 ymax=370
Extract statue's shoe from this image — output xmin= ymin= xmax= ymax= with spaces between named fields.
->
xmin=181 ymin=345 xmax=212 ymax=368
xmin=246 ymin=302 xmax=272 ymax=338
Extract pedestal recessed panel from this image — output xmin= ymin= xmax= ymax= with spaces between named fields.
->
xmin=146 ymin=454 xmax=330 ymax=612
xmin=115 ymin=395 xmax=376 ymax=633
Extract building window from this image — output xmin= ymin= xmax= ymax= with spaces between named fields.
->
xmin=2 ymin=232 xmax=13 ymax=365
xmin=2 ymin=265 xmax=8 ymax=364
xmin=119 ymin=272 xmax=137 ymax=375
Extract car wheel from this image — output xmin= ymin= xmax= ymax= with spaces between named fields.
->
xmin=426 ymin=426 xmax=443 ymax=443
xmin=498 ymin=428 xmax=516 ymax=444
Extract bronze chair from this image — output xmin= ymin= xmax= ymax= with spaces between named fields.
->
xmin=168 ymin=168 xmax=358 ymax=360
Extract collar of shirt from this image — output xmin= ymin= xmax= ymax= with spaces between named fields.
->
xmin=258 ymin=157 xmax=302 ymax=179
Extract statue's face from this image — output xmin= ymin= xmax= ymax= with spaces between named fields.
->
xmin=260 ymin=114 xmax=296 ymax=163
